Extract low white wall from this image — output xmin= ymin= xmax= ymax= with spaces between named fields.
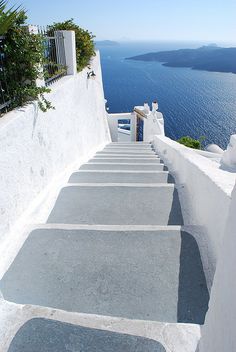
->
xmin=153 ymin=135 xmax=236 ymax=277
xmin=144 ymin=111 xmax=165 ymax=142
xmin=0 ymin=52 xmax=110 ymax=241
xmin=199 ymin=182 xmax=236 ymax=352
xmin=107 ymin=113 xmax=135 ymax=142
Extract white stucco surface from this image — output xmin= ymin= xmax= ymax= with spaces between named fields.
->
xmin=199 ymin=182 xmax=236 ymax=352
xmin=205 ymin=144 xmax=224 ymax=155
xmin=153 ymin=135 xmax=236 ymax=279
xmin=118 ymin=128 xmax=131 ymax=141
xmin=0 ymin=52 xmax=110 ymax=249
xmin=221 ymin=134 xmax=236 ymax=171
xmin=108 ymin=113 xmax=135 ymax=142
xmin=144 ymin=111 xmax=165 ymax=142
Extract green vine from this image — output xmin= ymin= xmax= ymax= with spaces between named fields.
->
xmin=1 ymin=12 xmax=53 ymax=112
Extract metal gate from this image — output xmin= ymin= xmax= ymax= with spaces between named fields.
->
xmin=136 ymin=116 xmax=144 ymax=141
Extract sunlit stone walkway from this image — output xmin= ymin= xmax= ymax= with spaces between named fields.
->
xmin=0 ymin=142 xmax=209 ymax=352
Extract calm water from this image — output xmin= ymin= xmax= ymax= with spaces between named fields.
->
xmin=97 ymin=41 xmax=236 ymax=148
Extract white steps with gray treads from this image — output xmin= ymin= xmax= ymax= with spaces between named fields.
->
xmin=0 ymin=142 xmax=209 ymax=352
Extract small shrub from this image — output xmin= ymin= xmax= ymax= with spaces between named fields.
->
xmin=177 ymin=136 xmax=201 ymax=149
xmin=48 ymin=19 xmax=95 ymax=71
xmin=1 ymin=11 xmax=53 ymax=112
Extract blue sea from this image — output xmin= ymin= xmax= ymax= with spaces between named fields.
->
xmin=96 ymin=41 xmax=236 ymax=149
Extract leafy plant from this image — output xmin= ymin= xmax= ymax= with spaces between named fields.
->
xmin=0 ymin=0 xmax=21 ymax=35
xmin=47 ymin=19 xmax=95 ymax=71
xmin=177 ymin=136 xmax=206 ymax=149
xmin=1 ymin=11 xmax=53 ymax=112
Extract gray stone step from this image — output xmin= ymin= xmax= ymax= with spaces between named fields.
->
xmin=46 ymin=184 xmax=183 ymax=225
xmin=7 ymin=318 xmax=165 ymax=352
xmin=80 ymin=163 xmax=166 ymax=171
xmin=94 ymin=154 xmax=159 ymax=159
xmin=105 ymin=143 xmax=153 ymax=147
xmin=89 ymin=158 xmax=162 ymax=164
xmin=97 ymin=150 xmax=156 ymax=155
xmin=109 ymin=142 xmax=151 ymax=145
xmin=0 ymin=227 xmax=209 ymax=323
xmin=93 ymin=154 xmax=158 ymax=159
xmin=104 ymin=146 xmax=154 ymax=151
xmin=107 ymin=142 xmax=152 ymax=146
xmin=69 ymin=171 xmax=171 ymax=184
xmin=2 ymin=300 xmax=201 ymax=352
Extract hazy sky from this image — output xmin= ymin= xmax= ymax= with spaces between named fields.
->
xmin=21 ymin=0 xmax=236 ymax=44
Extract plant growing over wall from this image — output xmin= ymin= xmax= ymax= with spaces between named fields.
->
xmin=48 ymin=19 xmax=95 ymax=71
xmin=177 ymin=136 xmax=206 ymax=149
xmin=1 ymin=11 xmax=53 ymax=112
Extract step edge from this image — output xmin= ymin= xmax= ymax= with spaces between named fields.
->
xmin=29 ymin=224 xmax=182 ymax=231
xmin=84 ymin=163 xmax=164 ymax=166
xmin=63 ymin=183 xmax=174 ymax=188
xmin=0 ymin=300 xmax=201 ymax=352
xmin=72 ymin=170 xmax=169 ymax=174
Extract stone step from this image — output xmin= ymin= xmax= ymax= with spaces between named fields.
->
xmin=0 ymin=227 xmax=208 ymax=324
xmin=1 ymin=300 xmax=201 ymax=352
xmin=89 ymin=158 xmax=162 ymax=164
xmin=93 ymin=154 xmax=158 ymax=159
xmin=80 ymin=163 xmax=166 ymax=171
xmin=94 ymin=154 xmax=159 ymax=159
xmin=69 ymin=171 xmax=171 ymax=184
xmin=97 ymin=150 xmax=156 ymax=155
xmin=105 ymin=142 xmax=153 ymax=147
xmin=104 ymin=146 xmax=154 ymax=150
xmin=46 ymin=184 xmax=183 ymax=225
xmin=109 ymin=142 xmax=151 ymax=145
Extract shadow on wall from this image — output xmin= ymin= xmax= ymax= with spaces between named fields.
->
xmin=8 ymin=318 xmax=166 ymax=352
xmin=177 ymin=231 xmax=210 ymax=324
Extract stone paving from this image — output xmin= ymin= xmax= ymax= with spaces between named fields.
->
xmin=0 ymin=142 xmax=209 ymax=351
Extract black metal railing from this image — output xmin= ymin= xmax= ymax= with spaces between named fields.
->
xmin=40 ymin=27 xmax=67 ymax=86
xmin=0 ymin=36 xmax=11 ymax=115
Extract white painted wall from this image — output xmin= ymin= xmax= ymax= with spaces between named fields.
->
xmin=144 ymin=111 xmax=165 ymax=142
xmin=153 ymin=135 xmax=236 ymax=278
xmin=221 ymin=134 xmax=236 ymax=171
xmin=199 ymin=182 xmax=236 ymax=352
xmin=118 ymin=128 xmax=131 ymax=142
xmin=57 ymin=31 xmax=77 ymax=75
xmin=107 ymin=113 xmax=135 ymax=142
xmin=0 ymin=52 xmax=110 ymax=242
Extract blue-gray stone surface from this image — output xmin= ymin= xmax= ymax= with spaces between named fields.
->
xmin=1 ymin=229 xmax=209 ymax=323
xmin=46 ymin=186 xmax=183 ymax=225
xmin=8 ymin=318 xmax=166 ymax=352
xmin=69 ymin=171 xmax=171 ymax=184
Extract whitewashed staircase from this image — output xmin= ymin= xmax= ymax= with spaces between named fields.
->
xmin=0 ymin=142 xmax=209 ymax=352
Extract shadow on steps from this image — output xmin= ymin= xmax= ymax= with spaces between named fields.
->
xmin=8 ymin=318 xmax=166 ymax=352
xmin=168 ymin=188 xmax=183 ymax=225
xmin=177 ymin=231 xmax=209 ymax=324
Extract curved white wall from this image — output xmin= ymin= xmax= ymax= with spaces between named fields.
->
xmin=199 ymin=182 xmax=236 ymax=352
xmin=153 ymin=135 xmax=236 ymax=280
xmin=0 ymin=52 xmax=110 ymax=241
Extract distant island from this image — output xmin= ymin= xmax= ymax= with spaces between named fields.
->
xmin=126 ymin=45 xmax=236 ymax=74
xmin=95 ymin=40 xmax=120 ymax=46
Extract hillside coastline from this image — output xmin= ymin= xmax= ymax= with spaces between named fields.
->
xmin=126 ymin=46 xmax=236 ymax=74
